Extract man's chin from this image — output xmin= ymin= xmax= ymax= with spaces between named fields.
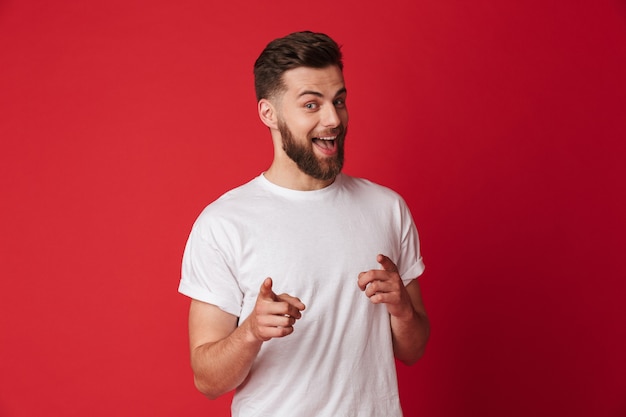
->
xmin=316 ymin=161 xmax=343 ymax=181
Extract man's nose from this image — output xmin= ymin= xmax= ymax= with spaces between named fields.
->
xmin=321 ymin=105 xmax=341 ymax=128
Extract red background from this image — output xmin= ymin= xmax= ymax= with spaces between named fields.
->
xmin=1 ymin=1 xmax=625 ymax=416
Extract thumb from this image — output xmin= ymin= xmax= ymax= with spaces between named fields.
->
xmin=377 ymin=254 xmax=399 ymax=273
xmin=258 ymin=277 xmax=276 ymax=300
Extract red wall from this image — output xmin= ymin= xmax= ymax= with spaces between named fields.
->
xmin=1 ymin=1 xmax=625 ymax=416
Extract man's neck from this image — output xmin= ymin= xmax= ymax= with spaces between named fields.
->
xmin=264 ymin=162 xmax=336 ymax=191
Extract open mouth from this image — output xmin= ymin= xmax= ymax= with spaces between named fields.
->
xmin=312 ymin=136 xmax=337 ymax=151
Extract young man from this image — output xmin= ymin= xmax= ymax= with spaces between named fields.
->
xmin=179 ymin=31 xmax=429 ymax=416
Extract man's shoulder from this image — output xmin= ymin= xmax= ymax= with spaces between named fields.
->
xmin=194 ymin=175 xmax=264 ymax=222
xmin=340 ymin=174 xmax=404 ymax=201
xmin=216 ymin=175 xmax=264 ymax=201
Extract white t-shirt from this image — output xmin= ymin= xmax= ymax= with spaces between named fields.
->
xmin=179 ymin=173 xmax=425 ymax=417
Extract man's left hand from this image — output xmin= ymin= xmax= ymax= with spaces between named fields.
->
xmin=357 ymin=254 xmax=414 ymax=320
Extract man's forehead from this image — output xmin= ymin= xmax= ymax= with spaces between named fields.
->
xmin=282 ymin=66 xmax=345 ymax=96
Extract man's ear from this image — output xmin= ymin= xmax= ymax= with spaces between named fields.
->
xmin=258 ymin=98 xmax=278 ymax=129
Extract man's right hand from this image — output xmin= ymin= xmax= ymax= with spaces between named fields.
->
xmin=245 ymin=278 xmax=306 ymax=342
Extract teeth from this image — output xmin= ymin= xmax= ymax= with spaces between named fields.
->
xmin=318 ymin=136 xmax=336 ymax=141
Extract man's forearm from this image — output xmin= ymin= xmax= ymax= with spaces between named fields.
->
xmin=390 ymin=310 xmax=430 ymax=366
xmin=191 ymin=320 xmax=262 ymax=399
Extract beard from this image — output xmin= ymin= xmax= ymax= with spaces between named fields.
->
xmin=278 ymin=119 xmax=346 ymax=181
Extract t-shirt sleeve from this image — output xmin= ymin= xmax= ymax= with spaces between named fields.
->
xmin=397 ymin=199 xmax=425 ymax=285
xmin=178 ymin=213 xmax=243 ymax=317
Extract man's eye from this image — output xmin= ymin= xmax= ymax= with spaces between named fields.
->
xmin=305 ymin=103 xmax=318 ymax=110
xmin=334 ymin=98 xmax=346 ymax=108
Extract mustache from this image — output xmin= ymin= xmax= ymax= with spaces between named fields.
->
xmin=312 ymin=125 xmax=347 ymax=139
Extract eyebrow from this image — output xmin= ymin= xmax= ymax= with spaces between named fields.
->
xmin=298 ymin=87 xmax=347 ymax=99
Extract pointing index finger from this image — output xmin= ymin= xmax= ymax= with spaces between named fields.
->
xmin=377 ymin=254 xmax=399 ymax=273
xmin=259 ymin=277 xmax=277 ymax=301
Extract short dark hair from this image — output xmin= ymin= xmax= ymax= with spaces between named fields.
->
xmin=253 ymin=31 xmax=343 ymax=101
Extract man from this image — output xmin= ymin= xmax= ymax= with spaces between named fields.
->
xmin=179 ymin=31 xmax=429 ymax=416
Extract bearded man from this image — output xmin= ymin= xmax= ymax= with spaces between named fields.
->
xmin=179 ymin=31 xmax=430 ymax=417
